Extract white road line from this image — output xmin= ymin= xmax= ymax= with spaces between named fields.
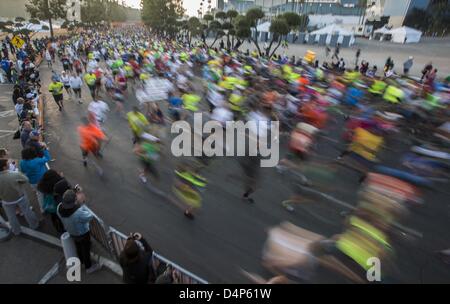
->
xmin=0 ymin=110 xmax=15 ymax=118
xmin=38 ymin=259 xmax=62 ymax=284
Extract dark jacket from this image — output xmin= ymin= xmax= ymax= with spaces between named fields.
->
xmin=119 ymin=238 xmax=155 ymax=284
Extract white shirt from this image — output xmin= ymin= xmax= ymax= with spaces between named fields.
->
xmin=87 ymin=60 xmax=99 ymax=73
xmin=88 ymin=100 xmax=110 ymax=123
xmin=61 ymin=75 xmax=70 ymax=86
xmin=211 ymin=107 xmax=233 ymax=125
xmin=144 ymin=78 xmax=174 ymax=102
xmin=69 ymin=76 xmax=82 ymax=89
xmin=208 ymin=89 xmax=225 ymax=107
xmin=45 ymin=50 xmax=52 ymax=61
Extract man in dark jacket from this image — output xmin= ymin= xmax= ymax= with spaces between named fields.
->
xmin=119 ymin=234 xmax=156 ymax=284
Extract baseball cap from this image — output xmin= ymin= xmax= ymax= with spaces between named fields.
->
xmin=62 ymin=190 xmax=77 ymax=210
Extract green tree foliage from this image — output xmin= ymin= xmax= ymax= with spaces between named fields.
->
xmin=81 ymin=0 xmax=106 ymax=26
xmin=25 ymin=0 xmax=67 ymax=38
xmin=266 ymin=17 xmax=289 ymax=57
xmin=141 ymin=0 xmax=185 ymax=37
xmin=245 ymin=7 xmax=265 ymax=56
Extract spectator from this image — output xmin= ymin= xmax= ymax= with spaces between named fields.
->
xmin=15 ymin=98 xmax=24 ymax=120
xmin=0 ymin=56 xmax=12 ymax=83
xmin=12 ymin=85 xmax=22 ymax=105
xmin=119 ymin=233 xmax=156 ymax=284
xmin=0 ymin=148 xmax=17 ymax=172
xmin=0 ymin=158 xmax=39 ymax=235
xmin=37 ymin=170 xmax=65 ymax=234
xmin=20 ymin=121 xmax=33 ymax=148
xmin=25 ymin=130 xmax=45 ymax=157
xmin=421 ymin=62 xmax=433 ymax=82
xmin=56 ymin=190 xmax=102 ymax=274
xmin=403 ymin=56 xmax=414 ymax=75
xmin=19 ymin=146 xmax=50 ymax=209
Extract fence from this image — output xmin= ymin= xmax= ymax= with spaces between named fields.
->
xmin=86 ymin=207 xmax=208 ymax=284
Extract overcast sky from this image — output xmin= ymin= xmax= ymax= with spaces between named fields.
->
xmin=123 ymin=0 xmax=216 ymax=16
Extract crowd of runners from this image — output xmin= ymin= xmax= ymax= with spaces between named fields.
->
xmin=1 ymin=25 xmax=450 ymax=283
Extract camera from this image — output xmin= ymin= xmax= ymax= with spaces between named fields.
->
xmin=74 ymin=184 xmax=83 ymax=193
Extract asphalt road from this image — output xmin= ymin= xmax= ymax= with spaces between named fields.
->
xmin=37 ymin=60 xmax=450 ymax=283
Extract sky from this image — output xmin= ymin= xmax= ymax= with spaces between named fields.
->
xmin=123 ymin=0 xmax=217 ymax=16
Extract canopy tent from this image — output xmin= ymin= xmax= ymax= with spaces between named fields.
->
xmin=373 ymin=26 xmax=391 ymax=35
xmin=256 ymin=22 xmax=271 ymax=33
xmin=388 ymin=26 xmax=422 ymax=44
xmin=19 ymin=21 xmax=59 ymax=33
xmin=309 ymin=24 xmax=355 ymax=46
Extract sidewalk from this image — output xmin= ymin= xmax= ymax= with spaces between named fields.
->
xmin=0 ymin=78 xmax=123 ymax=285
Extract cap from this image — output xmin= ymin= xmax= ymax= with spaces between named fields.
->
xmin=30 ymin=130 xmax=40 ymax=137
xmin=62 ymin=190 xmax=77 ymax=210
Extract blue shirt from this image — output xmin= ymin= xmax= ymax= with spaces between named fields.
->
xmin=168 ymin=97 xmax=183 ymax=108
xmin=57 ymin=205 xmax=93 ymax=237
xmin=19 ymin=149 xmax=50 ymax=184
xmin=1 ymin=59 xmax=10 ymax=72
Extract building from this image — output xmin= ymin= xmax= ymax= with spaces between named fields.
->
xmin=224 ymin=0 xmax=256 ymax=13
xmin=367 ymin=0 xmax=430 ymax=28
xmin=67 ymin=0 xmax=82 ymax=22
xmin=217 ymin=0 xmax=225 ymax=10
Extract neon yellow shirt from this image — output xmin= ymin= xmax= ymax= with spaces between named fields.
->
xmin=48 ymin=82 xmax=64 ymax=96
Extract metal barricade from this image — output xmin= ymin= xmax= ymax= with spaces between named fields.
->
xmin=85 ymin=206 xmax=112 ymax=253
xmin=152 ymin=252 xmax=208 ymax=284
xmin=109 ymin=227 xmax=128 ymax=261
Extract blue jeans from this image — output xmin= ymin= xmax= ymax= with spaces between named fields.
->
xmin=2 ymin=196 xmax=39 ymax=235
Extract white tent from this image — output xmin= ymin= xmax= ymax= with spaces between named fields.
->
xmin=309 ymin=24 xmax=355 ymax=46
xmin=256 ymin=22 xmax=271 ymax=33
xmin=373 ymin=26 xmax=391 ymax=35
xmin=388 ymin=26 xmax=422 ymax=44
xmin=19 ymin=21 xmax=59 ymax=33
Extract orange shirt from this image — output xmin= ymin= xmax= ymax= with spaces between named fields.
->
xmin=78 ymin=124 xmax=106 ymax=152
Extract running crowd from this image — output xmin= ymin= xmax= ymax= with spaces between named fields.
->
xmin=1 ymin=25 xmax=449 ymax=283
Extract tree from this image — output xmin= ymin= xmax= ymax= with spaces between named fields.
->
xmin=141 ymin=0 xmax=185 ymax=37
xmin=245 ymin=7 xmax=265 ymax=56
xmin=81 ymin=0 xmax=106 ymax=26
xmin=25 ymin=0 xmax=67 ymax=38
xmin=108 ymin=1 xmax=128 ymax=23
xmin=266 ymin=17 xmax=290 ymax=57
xmin=186 ymin=17 xmax=202 ymax=47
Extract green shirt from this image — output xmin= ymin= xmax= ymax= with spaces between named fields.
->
xmin=48 ymin=82 xmax=64 ymax=96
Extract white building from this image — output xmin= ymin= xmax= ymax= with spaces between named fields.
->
xmin=66 ymin=0 xmax=82 ymax=22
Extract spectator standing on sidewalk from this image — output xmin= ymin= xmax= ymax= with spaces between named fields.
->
xmin=0 ymin=159 xmax=39 ymax=236
xmin=19 ymin=146 xmax=51 ymax=210
xmin=119 ymin=233 xmax=156 ymax=284
xmin=37 ymin=170 xmax=65 ymax=234
xmin=403 ymin=56 xmax=414 ymax=76
xmin=57 ymin=190 xmax=102 ymax=274
xmin=20 ymin=121 xmax=33 ymax=148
